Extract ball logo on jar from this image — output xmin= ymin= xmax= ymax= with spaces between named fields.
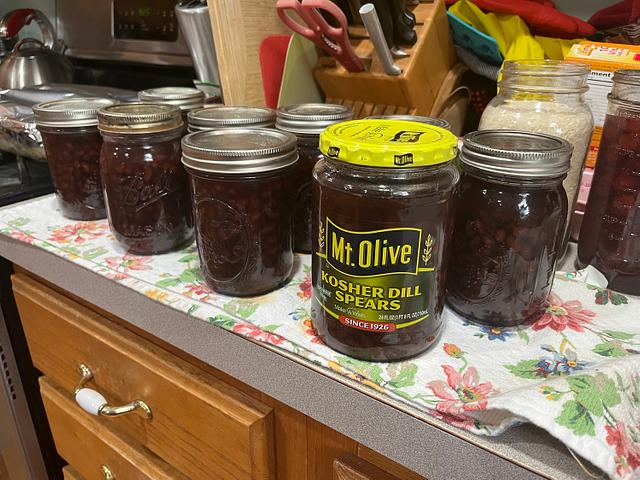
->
xmin=122 ymin=169 xmax=179 ymax=212
xmin=197 ymin=198 xmax=249 ymax=282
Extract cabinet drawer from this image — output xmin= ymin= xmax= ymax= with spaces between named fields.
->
xmin=334 ymin=454 xmax=404 ymax=480
xmin=41 ymin=377 xmax=185 ymax=480
xmin=13 ymin=274 xmax=275 ymax=480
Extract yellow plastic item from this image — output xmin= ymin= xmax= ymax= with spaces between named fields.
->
xmin=448 ymin=0 xmax=579 ymax=61
xmin=319 ymin=120 xmax=458 ymax=168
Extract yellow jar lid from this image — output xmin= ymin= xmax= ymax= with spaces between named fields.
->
xmin=319 ymin=119 xmax=457 ymax=168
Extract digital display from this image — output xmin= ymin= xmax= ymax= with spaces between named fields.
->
xmin=113 ymin=0 xmax=179 ymax=41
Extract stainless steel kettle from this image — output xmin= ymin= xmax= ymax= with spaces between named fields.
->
xmin=0 ymin=9 xmax=73 ymax=89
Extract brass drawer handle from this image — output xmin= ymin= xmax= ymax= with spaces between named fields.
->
xmin=74 ymin=364 xmax=152 ymax=419
xmin=101 ymin=465 xmax=115 ymax=480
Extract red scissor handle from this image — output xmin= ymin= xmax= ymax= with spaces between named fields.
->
xmin=276 ymin=0 xmax=364 ymax=72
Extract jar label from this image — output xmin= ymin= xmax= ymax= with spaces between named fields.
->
xmin=315 ymin=218 xmax=435 ymax=332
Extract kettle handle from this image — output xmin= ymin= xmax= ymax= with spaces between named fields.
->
xmin=0 ymin=9 xmax=55 ymax=49
xmin=0 ymin=9 xmax=36 ymax=38
xmin=13 ymin=38 xmax=46 ymax=52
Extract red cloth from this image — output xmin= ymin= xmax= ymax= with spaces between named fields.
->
xmin=589 ymin=0 xmax=640 ymax=30
xmin=446 ymin=0 xmax=596 ymax=39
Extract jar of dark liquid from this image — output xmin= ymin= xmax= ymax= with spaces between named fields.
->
xmin=578 ymin=70 xmax=640 ymax=295
xmin=182 ymin=128 xmax=298 ymax=296
xmin=447 ymin=131 xmax=571 ymax=327
xmin=138 ymin=87 xmax=205 ymax=126
xmin=276 ymin=103 xmax=353 ymax=253
xmin=187 ymin=106 xmax=276 ymax=133
xmin=313 ymin=120 xmax=459 ymax=361
xmin=34 ymin=97 xmax=115 ymax=220
xmin=98 ymin=103 xmax=193 ymax=255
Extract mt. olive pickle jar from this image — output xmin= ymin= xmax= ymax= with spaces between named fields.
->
xmin=34 ymin=97 xmax=115 ymax=220
xmin=447 ymin=130 xmax=571 ymax=327
xmin=98 ymin=103 xmax=193 ymax=255
xmin=276 ymin=103 xmax=353 ymax=253
xmin=182 ymin=128 xmax=298 ymax=296
xmin=187 ymin=106 xmax=276 ymax=133
xmin=368 ymin=114 xmax=451 ymax=131
xmin=313 ymin=120 xmax=459 ymax=361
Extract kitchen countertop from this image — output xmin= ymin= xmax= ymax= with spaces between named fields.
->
xmin=0 ymin=204 xmax=595 ymax=480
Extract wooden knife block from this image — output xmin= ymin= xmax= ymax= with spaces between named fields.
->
xmin=314 ymin=0 xmax=455 ymax=118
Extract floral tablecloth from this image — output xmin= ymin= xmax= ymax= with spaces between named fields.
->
xmin=1 ymin=195 xmax=639 ymax=479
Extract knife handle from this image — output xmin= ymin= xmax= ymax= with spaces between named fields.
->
xmin=367 ymin=0 xmax=394 ymax=48
xmin=388 ymin=0 xmax=417 ymax=46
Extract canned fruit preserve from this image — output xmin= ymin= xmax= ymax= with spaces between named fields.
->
xmin=34 ymin=97 xmax=115 ymax=220
xmin=579 ymin=114 xmax=640 ymax=294
xmin=182 ymin=128 xmax=298 ymax=296
xmin=447 ymin=131 xmax=571 ymax=327
xmin=98 ymin=103 xmax=193 ymax=255
xmin=276 ymin=103 xmax=354 ymax=253
xmin=313 ymin=120 xmax=459 ymax=361
xmin=39 ymin=127 xmax=106 ymax=220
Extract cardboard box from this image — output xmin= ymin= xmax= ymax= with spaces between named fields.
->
xmin=565 ymin=41 xmax=640 ymax=167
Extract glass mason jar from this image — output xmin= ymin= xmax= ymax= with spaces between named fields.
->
xmin=368 ymin=114 xmax=451 ymax=131
xmin=182 ymin=128 xmax=298 ymax=296
xmin=578 ymin=70 xmax=640 ymax=294
xmin=276 ymin=103 xmax=353 ymax=253
xmin=98 ymin=103 xmax=193 ymax=255
xmin=479 ymin=60 xmax=593 ymax=247
xmin=447 ymin=131 xmax=571 ymax=327
xmin=187 ymin=105 xmax=276 ymax=133
xmin=138 ymin=86 xmax=205 ymax=128
xmin=313 ymin=120 xmax=459 ymax=361
xmin=33 ymin=97 xmax=115 ymax=220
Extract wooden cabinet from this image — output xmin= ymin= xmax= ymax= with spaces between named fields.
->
xmin=41 ymin=378 xmax=186 ymax=480
xmin=13 ymin=274 xmax=274 ymax=480
xmin=12 ymin=272 xmax=422 ymax=480
xmin=62 ymin=466 xmax=84 ymax=480
xmin=334 ymin=454 xmax=404 ymax=480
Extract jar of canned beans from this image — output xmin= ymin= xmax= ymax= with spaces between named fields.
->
xmin=98 ymin=103 xmax=193 ymax=255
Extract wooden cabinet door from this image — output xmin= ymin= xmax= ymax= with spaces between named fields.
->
xmin=13 ymin=274 xmax=274 ymax=480
xmin=41 ymin=377 xmax=186 ymax=480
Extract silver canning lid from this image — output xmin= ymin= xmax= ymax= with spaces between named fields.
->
xmin=276 ymin=103 xmax=353 ymax=135
xmin=138 ymin=87 xmax=205 ymax=111
xmin=187 ymin=106 xmax=276 ymax=130
xmin=460 ymin=130 xmax=572 ymax=179
xmin=33 ymin=97 xmax=116 ymax=127
xmin=182 ymin=128 xmax=298 ymax=174
xmin=367 ymin=114 xmax=450 ymax=130
xmin=98 ymin=103 xmax=183 ymax=134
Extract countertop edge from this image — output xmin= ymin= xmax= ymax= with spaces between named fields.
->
xmin=0 ymin=231 xmax=588 ymax=480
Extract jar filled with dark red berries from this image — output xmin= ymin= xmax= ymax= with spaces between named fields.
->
xmin=98 ymin=103 xmax=193 ymax=255
xmin=447 ymin=130 xmax=571 ymax=327
xmin=313 ymin=120 xmax=459 ymax=361
xmin=138 ymin=87 xmax=205 ymax=126
xmin=276 ymin=103 xmax=353 ymax=253
xmin=187 ymin=106 xmax=276 ymax=133
xmin=578 ymin=70 xmax=640 ymax=295
xmin=34 ymin=97 xmax=115 ymax=220
xmin=181 ymin=128 xmax=298 ymax=296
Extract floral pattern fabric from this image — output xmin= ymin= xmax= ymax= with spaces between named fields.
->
xmin=1 ymin=196 xmax=639 ymax=479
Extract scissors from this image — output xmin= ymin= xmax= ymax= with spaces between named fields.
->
xmin=276 ymin=0 xmax=365 ymax=72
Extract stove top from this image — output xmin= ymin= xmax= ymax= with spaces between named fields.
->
xmin=0 ymin=152 xmax=54 ymax=207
